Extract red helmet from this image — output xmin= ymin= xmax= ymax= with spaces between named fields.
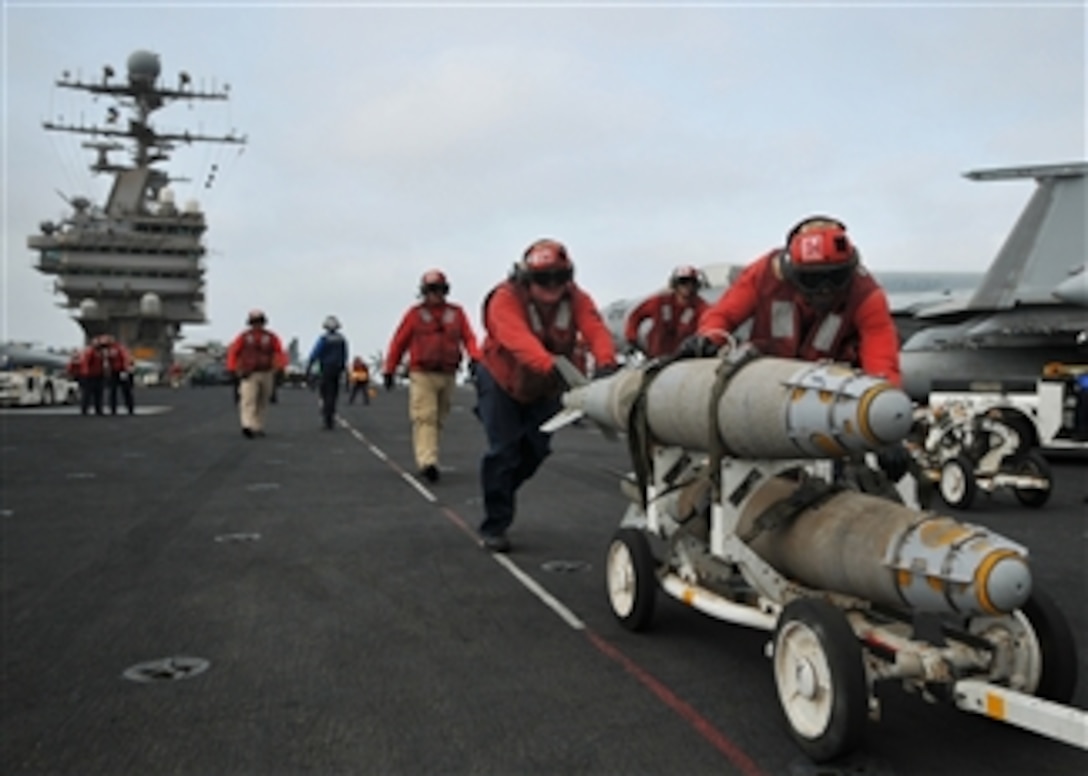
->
xmin=669 ymin=264 xmax=704 ymax=288
xmin=782 ymin=216 xmax=858 ymax=301
xmin=420 ymin=269 xmax=449 ymax=295
xmin=519 ymin=238 xmax=573 ymax=287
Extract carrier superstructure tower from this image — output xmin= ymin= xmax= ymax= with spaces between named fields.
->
xmin=27 ymin=50 xmax=245 ymax=368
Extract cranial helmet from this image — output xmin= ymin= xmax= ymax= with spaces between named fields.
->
xmin=323 ymin=315 xmax=341 ymax=331
xmin=518 ymin=239 xmax=574 ymax=285
xmin=669 ymin=264 xmax=705 ymax=289
xmin=420 ymin=269 xmax=450 ymax=295
xmin=781 ymin=216 xmax=858 ymax=303
xmin=517 ymin=238 xmax=574 ymax=305
xmin=247 ymin=309 xmax=267 ymax=326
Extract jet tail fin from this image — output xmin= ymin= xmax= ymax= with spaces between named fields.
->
xmin=961 ymin=162 xmax=1088 ymax=311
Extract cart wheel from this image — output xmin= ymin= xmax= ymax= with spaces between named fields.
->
xmin=772 ymin=599 xmax=868 ymax=763
xmin=969 ymin=586 xmax=1078 ymax=703
xmin=1012 ymin=450 xmax=1052 ymax=508
xmin=939 ymin=454 xmax=977 ymax=509
xmin=1022 ymin=588 xmax=1078 ymax=703
xmin=605 ymin=528 xmax=657 ymax=632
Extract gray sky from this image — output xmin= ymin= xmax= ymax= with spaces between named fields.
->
xmin=3 ymin=1 xmax=1085 ymax=361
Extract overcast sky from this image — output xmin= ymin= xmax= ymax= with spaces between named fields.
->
xmin=3 ymin=1 xmax=1085 ymax=361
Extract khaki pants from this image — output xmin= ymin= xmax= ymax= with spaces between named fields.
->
xmin=239 ymin=370 xmax=276 ymax=432
xmin=408 ymin=371 xmax=456 ymax=469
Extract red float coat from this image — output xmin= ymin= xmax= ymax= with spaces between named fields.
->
xmin=77 ymin=345 xmax=106 ymax=378
xmin=698 ymin=251 xmax=901 ymax=386
xmin=226 ymin=326 xmax=288 ymax=375
xmin=624 ymin=291 xmax=709 ymax=358
xmin=481 ymin=280 xmax=617 ymax=404
xmin=67 ymin=352 xmax=85 ymax=379
xmin=383 ymin=301 xmax=481 ymax=376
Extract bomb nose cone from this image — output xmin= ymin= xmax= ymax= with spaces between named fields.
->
xmin=981 ymin=554 xmax=1032 ymax=613
xmin=863 ymin=387 xmax=913 ymax=444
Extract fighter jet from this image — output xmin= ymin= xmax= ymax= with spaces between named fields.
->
xmin=604 ymin=161 xmax=1087 ymax=402
xmin=897 ymin=162 xmax=1088 ymax=400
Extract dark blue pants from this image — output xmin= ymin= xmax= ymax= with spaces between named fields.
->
xmin=475 ymin=365 xmax=560 ymax=538
xmin=108 ymin=373 xmax=135 ymax=414
xmin=81 ymin=377 xmax=104 ymax=415
xmin=319 ymin=371 xmax=342 ymax=428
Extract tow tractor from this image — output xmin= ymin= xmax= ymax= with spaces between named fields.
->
xmin=546 ymin=349 xmax=1087 ymax=763
xmin=911 ymin=365 xmax=1088 ymax=509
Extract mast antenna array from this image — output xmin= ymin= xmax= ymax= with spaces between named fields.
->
xmin=42 ymin=50 xmax=246 ymax=172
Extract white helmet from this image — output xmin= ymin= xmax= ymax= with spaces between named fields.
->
xmin=323 ymin=315 xmax=341 ymax=331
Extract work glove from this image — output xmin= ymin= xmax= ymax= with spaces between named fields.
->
xmin=675 ymin=335 xmax=719 ymax=360
xmin=876 ymin=442 xmax=912 ymax=483
xmin=593 ymin=363 xmax=620 ymax=379
xmin=383 ymin=373 xmax=395 ymax=391
xmin=625 ymin=339 xmax=641 ymax=357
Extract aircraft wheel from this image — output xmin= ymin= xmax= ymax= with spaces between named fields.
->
xmin=939 ymin=454 xmax=976 ymax=509
xmin=1012 ymin=450 xmax=1052 ymax=508
xmin=773 ymin=599 xmax=867 ymax=763
xmin=605 ymin=528 xmax=657 ymax=632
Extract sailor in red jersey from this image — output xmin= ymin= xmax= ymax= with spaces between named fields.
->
xmin=76 ymin=338 xmax=106 ymax=416
xmin=685 ymin=216 xmax=901 ymax=387
xmin=475 ymin=238 xmax=618 ymax=552
xmin=94 ymin=334 xmax=136 ymax=415
xmin=226 ymin=309 xmax=288 ymax=438
xmin=66 ymin=350 xmax=87 ymax=410
xmin=383 ymin=270 xmax=481 ymax=483
xmin=681 ymin=216 xmax=908 ymax=480
xmin=623 ymin=264 xmax=710 ymax=358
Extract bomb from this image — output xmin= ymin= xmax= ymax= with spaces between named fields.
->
xmin=560 ymin=354 xmax=913 ymax=458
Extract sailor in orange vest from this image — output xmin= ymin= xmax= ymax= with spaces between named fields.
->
xmin=347 ymin=356 xmax=371 ymax=405
xmin=382 ymin=270 xmax=481 ymax=483
xmin=680 ymin=216 xmax=908 ymax=479
xmin=475 ymin=239 xmax=618 ymax=552
xmin=623 ymin=264 xmax=710 ymax=358
xmin=226 ymin=309 xmax=288 ymax=438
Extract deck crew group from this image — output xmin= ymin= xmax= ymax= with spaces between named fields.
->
xmin=226 ymin=218 xmax=911 ymax=552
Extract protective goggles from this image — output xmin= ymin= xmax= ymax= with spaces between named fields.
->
xmin=527 ymin=268 xmax=573 ymax=288
xmin=793 ymin=266 xmax=853 ymax=294
xmin=422 ymin=283 xmax=449 ymax=295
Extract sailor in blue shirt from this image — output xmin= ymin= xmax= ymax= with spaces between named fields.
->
xmin=306 ymin=315 xmax=349 ymax=430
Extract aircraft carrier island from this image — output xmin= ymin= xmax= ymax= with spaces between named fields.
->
xmin=27 ymin=50 xmax=246 ymax=369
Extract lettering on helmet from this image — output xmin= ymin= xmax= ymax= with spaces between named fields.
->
xmin=798 ymin=233 xmax=826 ymax=263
